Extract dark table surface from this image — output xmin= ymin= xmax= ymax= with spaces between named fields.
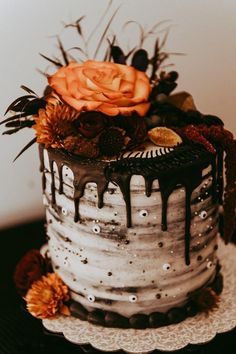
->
xmin=0 ymin=219 xmax=235 ymax=354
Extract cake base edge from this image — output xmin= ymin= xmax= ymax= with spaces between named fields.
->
xmin=69 ymin=268 xmax=223 ymax=329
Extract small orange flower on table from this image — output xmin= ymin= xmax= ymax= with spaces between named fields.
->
xmin=25 ymin=273 xmax=70 ymax=319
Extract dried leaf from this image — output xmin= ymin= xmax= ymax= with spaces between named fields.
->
xmin=4 ymin=95 xmax=36 ymax=115
xmin=131 ymin=49 xmax=148 ymax=71
xmin=0 ymin=113 xmax=29 ymax=126
xmin=2 ymin=98 xmax=44 ymax=126
xmin=75 ymin=16 xmax=85 ymax=35
xmin=167 ymin=92 xmax=197 ymax=112
xmin=69 ymin=46 xmax=86 ymax=55
xmin=57 ymin=37 xmax=69 ymax=65
xmin=159 ymin=28 xmax=170 ymax=49
xmin=149 ymin=38 xmax=160 ymax=81
xmin=110 ymin=45 xmax=126 ymax=64
xmin=3 ymin=126 xmax=28 ymax=135
xmin=5 ymin=120 xmax=34 ymax=128
xmin=13 ymin=137 xmax=37 ymax=162
xmin=36 ymin=68 xmax=48 ymax=78
xmin=125 ymin=47 xmax=137 ymax=60
xmin=40 ymin=53 xmax=63 ymax=67
xmin=64 ymin=16 xmax=85 ymax=35
xmin=20 ymin=85 xmax=37 ymax=95
xmin=93 ymin=6 xmax=121 ymax=59
xmin=21 ymin=98 xmax=46 ymax=115
xmin=103 ymin=47 xmax=110 ymax=61
xmin=148 ymin=20 xmax=171 ymax=34
xmin=123 ymin=21 xmax=144 ymax=46
xmin=86 ymin=0 xmax=112 ymax=44
xmin=68 ymin=46 xmax=87 ymax=61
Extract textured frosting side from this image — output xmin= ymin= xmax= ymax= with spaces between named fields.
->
xmin=42 ymin=149 xmax=219 ymax=317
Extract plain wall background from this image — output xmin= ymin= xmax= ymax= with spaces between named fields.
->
xmin=0 ymin=0 xmax=236 ymax=229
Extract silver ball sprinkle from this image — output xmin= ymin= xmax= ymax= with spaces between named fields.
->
xmin=207 ymin=261 xmax=213 ymax=269
xmin=63 ymin=259 xmax=69 ymax=267
xmin=92 ymin=225 xmax=100 ymax=234
xmin=87 ymin=294 xmax=95 ymax=302
xmin=129 ymin=295 xmax=138 ymax=303
xmin=199 ymin=210 xmax=207 ymax=219
xmin=139 ymin=209 xmax=148 ymax=217
xmin=62 ymin=207 xmax=68 ymax=216
xmin=162 ymin=263 xmax=171 ymax=271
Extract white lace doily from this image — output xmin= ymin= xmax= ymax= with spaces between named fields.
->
xmin=43 ymin=240 xmax=236 ymax=353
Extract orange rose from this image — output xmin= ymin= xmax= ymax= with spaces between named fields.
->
xmin=48 ymin=60 xmax=151 ymax=117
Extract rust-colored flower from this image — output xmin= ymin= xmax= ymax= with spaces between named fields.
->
xmin=13 ymin=249 xmax=47 ymax=295
xmin=33 ymin=102 xmax=79 ymax=148
xmin=114 ymin=113 xmax=148 ymax=144
xmin=76 ymin=111 xmax=107 ymax=138
xmin=25 ymin=273 xmax=70 ymax=319
xmin=48 ymin=60 xmax=151 ymax=117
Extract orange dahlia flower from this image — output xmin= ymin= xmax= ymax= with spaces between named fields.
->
xmin=33 ymin=102 xmax=79 ymax=148
xmin=48 ymin=60 xmax=151 ymax=117
xmin=25 ymin=273 xmax=70 ymax=319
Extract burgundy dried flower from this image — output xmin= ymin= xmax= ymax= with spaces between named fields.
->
xmin=14 ymin=249 xmax=49 ymax=295
xmin=181 ymin=125 xmax=216 ymax=154
xmin=198 ymin=125 xmax=236 ymax=243
xmin=76 ymin=111 xmax=107 ymax=138
xmin=179 ymin=123 xmax=236 ymax=243
xmin=114 ymin=114 xmax=147 ymax=144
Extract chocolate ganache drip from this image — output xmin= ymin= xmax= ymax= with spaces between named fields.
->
xmin=39 ymin=145 xmax=108 ymax=222
xmin=39 ymin=144 xmax=219 ymax=265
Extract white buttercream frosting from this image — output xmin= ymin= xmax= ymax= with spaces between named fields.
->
xmin=43 ymin=150 xmax=219 ymax=317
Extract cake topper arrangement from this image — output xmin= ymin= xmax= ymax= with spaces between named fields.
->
xmin=2 ymin=6 xmax=236 ymax=324
xmin=1 ymin=9 xmax=236 ymax=240
xmin=0 ymin=9 xmax=231 ymax=159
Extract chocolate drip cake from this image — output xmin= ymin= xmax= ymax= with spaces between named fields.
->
xmin=3 ymin=17 xmax=236 ymax=329
xmin=39 ymin=142 xmax=223 ymax=328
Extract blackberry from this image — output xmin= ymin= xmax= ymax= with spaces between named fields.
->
xmin=99 ymin=127 xmax=125 ymax=156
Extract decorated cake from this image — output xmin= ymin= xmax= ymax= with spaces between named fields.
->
xmin=3 ymin=16 xmax=236 ymax=329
